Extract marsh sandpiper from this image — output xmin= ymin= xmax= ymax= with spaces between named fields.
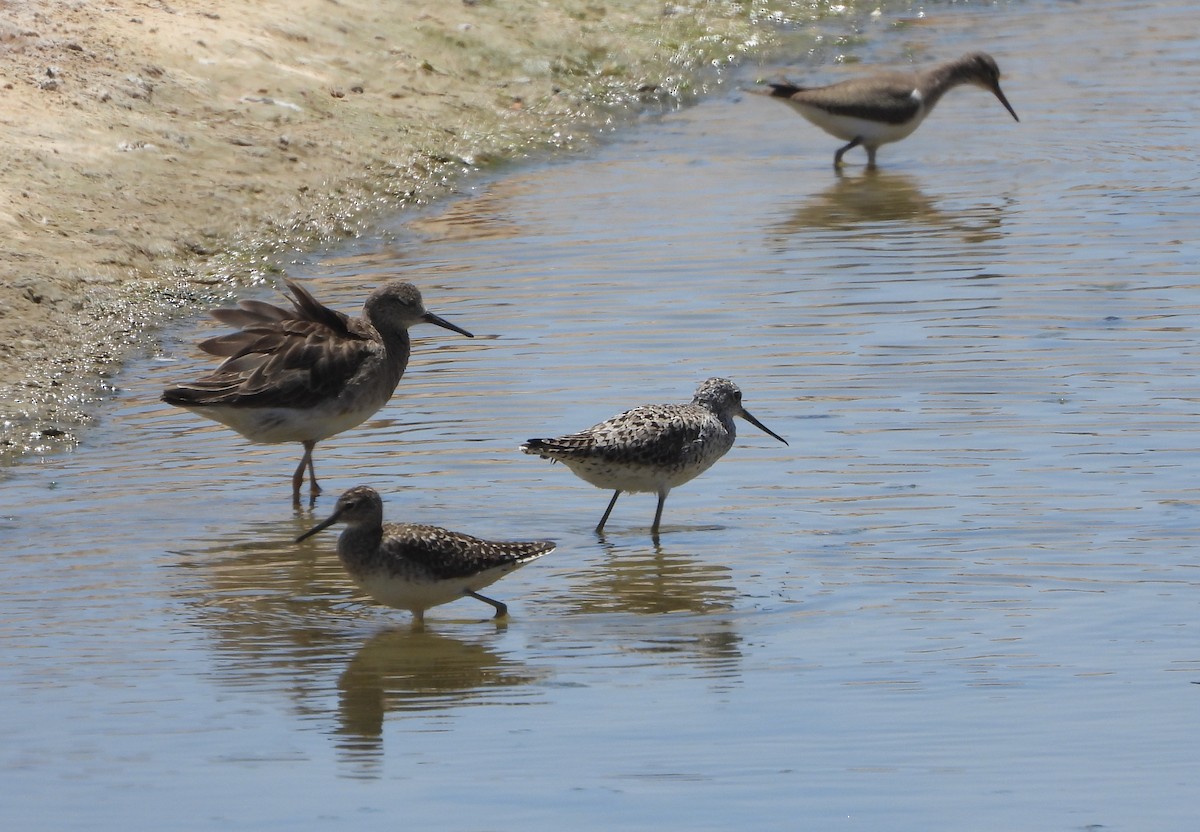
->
xmin=162 ymin=280 xmax=473 ymax=501
xmin=755 ymin=52 xmax=1018 ymax=168
xmin=521 ymin=378 xmax=787 ymax=537
xmin=296 ymin=486 xmax=555 ymax=624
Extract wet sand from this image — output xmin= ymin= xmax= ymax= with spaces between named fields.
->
xmin=0 ymin=0 xmax=775 ymax=459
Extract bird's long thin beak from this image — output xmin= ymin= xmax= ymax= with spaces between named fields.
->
xmin=296 ymin=510 xmax=342 ymax=543
xmin=991 ymin=83 xmax=1019 ymax=122
xmin=740 ymin=409 xmax=789 ymax=446
xmin=423 ymin=311 xmax=474 ymax=338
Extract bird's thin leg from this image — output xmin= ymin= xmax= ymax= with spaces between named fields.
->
xmin=302 ymin=440 xmax=321 ymax=495
xmin=411 ymin=608 xmax=426 ymax=630
xmin=650 ymin=490 xmax=668 ymax=538
xmin=866 ymin=145 xmax=878 ymax=169
xmin=834 ymin=136 xmax=863 ymax=167
xmin=596 ymin=490 xmax=622 ymax=533
xmin=467 ymin=590 xmax=508 ymax=619
xmin=291 ymin=452 xmax=308 ymax=502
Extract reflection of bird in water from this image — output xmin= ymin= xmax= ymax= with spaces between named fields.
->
xmin=557 ymin=540 xmax=744 ymax=676
xmin=162 ymin=279 xmax=473 ymax=502
xmin=566 ymin=539 xmax=737 ymax=616
xmin=336 ymin=627 xmax=542 ymax=766
xmin=752 ymin=52 xmax=1019 ymax=169
xmin=297 ymin=486 xmax=555 ymax=625
xmin=768 ymin=170 xmax=1007 ymax=243
xmin=173 ymin=518 xmax=359 ymax=668
xmin=522 ymin=378 xmax=787 ymax=538
xmin=783 ymin=170 xmax=943 ymax=229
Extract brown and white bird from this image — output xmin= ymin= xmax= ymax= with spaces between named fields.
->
xmin=755 ymin=52 xmax=1019 ymax=168
xmin=521 ymin=378 xmax=787 ymax=537
xmin=296 ymin=486 xmax=555 ymax=624
xmin=162 ymin=280 xmax=473 ymax=500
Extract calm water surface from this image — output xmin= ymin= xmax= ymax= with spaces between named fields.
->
xmin=3 ymin=1 xmax=1198 ymax=828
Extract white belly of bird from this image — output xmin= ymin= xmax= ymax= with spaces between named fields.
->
xmin=187 ymin=395 xmax=385 ymax=444
xmin=562 ymin=454 xmax=724 ymax=494
xmin=787 ymin=101 xmax=928 ymax=146
xmin=354 ymin=564 xmax=517 ymax=613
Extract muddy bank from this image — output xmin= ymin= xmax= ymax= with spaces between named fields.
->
xmin=0 ymin=0 xmax=874 ymax=461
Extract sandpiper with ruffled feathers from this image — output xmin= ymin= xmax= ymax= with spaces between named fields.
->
xmin=521 ymin=378 xmax=787 ymax=537
xmin=754 ymin=52 xmax=1019 ymax=168
xmin=297 ymin=486 xmax=555 ymax=624
xmin=162 ymin=280 xmax=473 ymax=501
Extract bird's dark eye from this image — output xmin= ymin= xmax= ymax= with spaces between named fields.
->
xmin=734 ymin=390 xmax=743 ymax=401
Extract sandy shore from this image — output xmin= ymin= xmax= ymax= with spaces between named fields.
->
xmin=0 ymin=0 xmax=794 ymax=460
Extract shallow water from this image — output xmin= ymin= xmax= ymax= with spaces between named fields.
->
xmin=3 ymin=0 xmax=1199 ymax=828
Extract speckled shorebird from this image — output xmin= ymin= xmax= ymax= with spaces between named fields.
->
xmin=756 ymin=52 xmax=1019 ymax=168
xmin=296 ymin=486 xmax=555 ymax=623
xmin=162 ymin=280 xmax=473 ymax=501
xmin=521 ymin=378 xmax=788 ymax=536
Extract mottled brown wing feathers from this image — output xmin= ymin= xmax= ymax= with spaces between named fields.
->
xmin=525 ymin=404 xmax=704 ymax=466
xmin=522 ymin=433 xmax=595 ymax=458
xmin=209 ymin=299 xmax=294 ymax=330
xmin=163 ymin=284 xmax=377 ymax=409
xmin=284 ymin=279 xmax=356 ymax=337
xmin=382 ymin=524 xmax=555 ymax=580
xmin=605 ymin=413 xmax=704 ymax=467
xmin=818 ymin=92 xmax=920 ymax=125
xmin=791 ymin=76 xmax=921 ymax=125
xmin=186 ymin=337 xmax=377 ymax=408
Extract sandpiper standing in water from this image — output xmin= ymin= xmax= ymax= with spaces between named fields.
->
xmin=755 ymin=52 xmax=1019 ymax=168
xmin=296 ymin=486 xmax=555 ymax=624
xmin=521 ymin=378 xmax=788 ymax=538
xmin=162 ymin=280 xmax=473 ymax=501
